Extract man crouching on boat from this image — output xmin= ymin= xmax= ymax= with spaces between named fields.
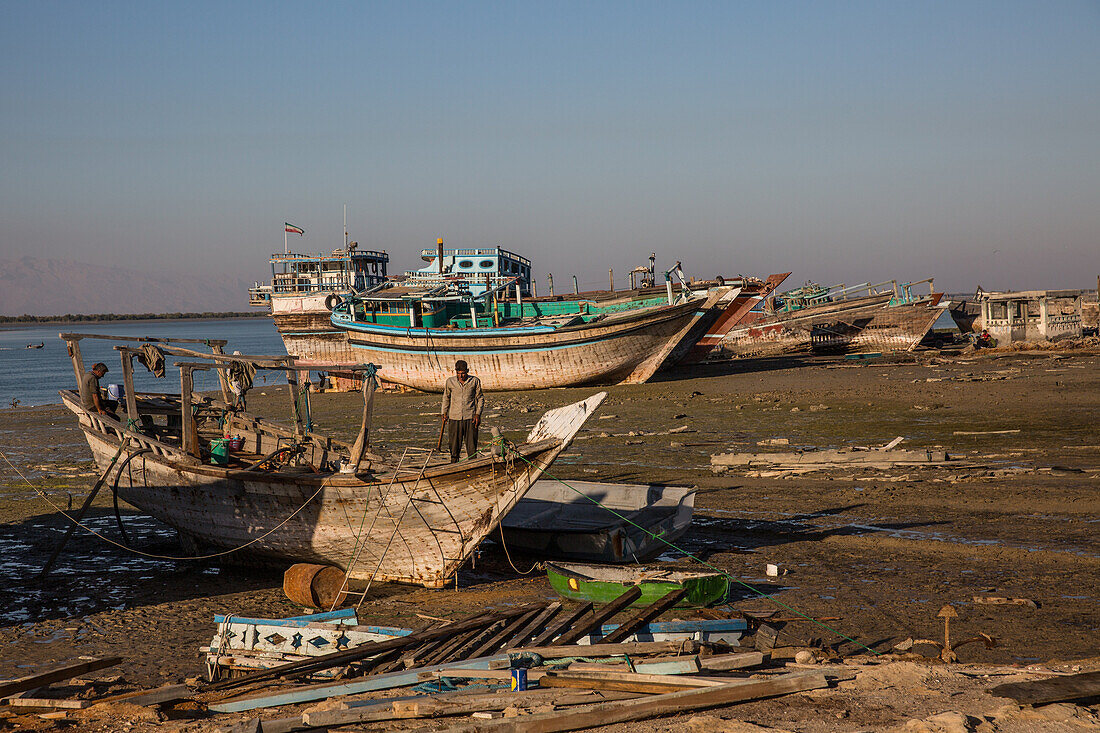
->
xmin=441 ymin=360 xmax=484 ymax=462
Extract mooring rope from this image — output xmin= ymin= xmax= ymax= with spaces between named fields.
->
xmin=1 ymin=449 xmax=333 ymax=562
xmin=506 ymin=447 xmax=882 ymax=656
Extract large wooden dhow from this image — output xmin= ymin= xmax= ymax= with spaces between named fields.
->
xmin=57 ymin=333 xmax=605 ymax=589
xmin=330 ymin=284 xmax=743 ymax=392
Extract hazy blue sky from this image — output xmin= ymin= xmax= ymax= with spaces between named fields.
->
xmin=2 ymin=1 xmax=1098 ymax=295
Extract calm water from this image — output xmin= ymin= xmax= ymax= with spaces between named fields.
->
xmin=0 ymin=318 xmax=286 ymax=407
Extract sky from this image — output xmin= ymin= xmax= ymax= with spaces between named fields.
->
xmin=2 ymin=1 xmax=1098 ymax=298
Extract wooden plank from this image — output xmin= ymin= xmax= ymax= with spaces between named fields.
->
xmin=0 ymin=657 xmax=122 ymax=698
xmin=467 ymin=607 xmax=543 ymax=659
xmin=65 ymin=335 xmax=85 ymax=384
xmin=505 ymin=640 xmax=700 ymax=659
xmin=699 ymin=651 xmax=767 ymax=671
xmin=207 ymin=654 xmax=510 ymax=713
xmin=540 ymin=675 xmax=708 ymax=695
xmin=552 ymin=586 xmax=642 ymax=646
xmin=5 ymin=697 xmax=92 ymax=709
xmin=528 ymin=602 xmax=593 ymax=647
xmin=94 ymin=684 xmax=191 ymax=707
xmin=597 ymin=588 xmax=687 ymax=644
xmin=119 ymin=352 xmax=140 ymax=427
xmin=542 ymin=670 xmax=728 ymax=687
xmin=298 ymin=688 xmax=638 ymax=729
xmin=180 ymin=366 xmax=197 ymax=458
xmin=204 ymin=605 xmax=536 ymax=693
xmin=428 ymin=625 xmax=499 ymax=667
xmin=419 ymin=668 xmax=549 ymax=683
xmin=437 ymin=672 xmax=829 ymax=733
xmin=990 ymin=670 xmax=1100 ymax=705
xmin=444 ymin=621 xmax=510 ymax=663
xmin=504 ymin=602 xmax=561 ymax=650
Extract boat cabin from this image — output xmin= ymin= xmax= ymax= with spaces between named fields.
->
xmin=406 ymin=243 xmax=532 ymax=297
xmin=250 ymin=247 xmax=390 ymax=306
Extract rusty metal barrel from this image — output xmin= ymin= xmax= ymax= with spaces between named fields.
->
xmin=283 ymin=563 xmax=349 ymax=609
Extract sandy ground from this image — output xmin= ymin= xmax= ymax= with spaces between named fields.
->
xmin=1 ymin=347 xmax=1098 ymax=731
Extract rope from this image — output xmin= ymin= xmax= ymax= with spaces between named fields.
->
xmin=1 ymin=449 xmax=334 ymax=562
xmin=505 ymin=447 xmax=881 ymax=657
xmin=496 ymin=525 xmax=541 ymax=575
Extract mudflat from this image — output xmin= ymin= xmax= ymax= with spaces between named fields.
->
xmin=1 ymin=349 xmax=1098 ymax=728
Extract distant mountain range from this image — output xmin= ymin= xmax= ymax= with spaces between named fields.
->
xmin=0 ymin=256 xmax=255 ymax=316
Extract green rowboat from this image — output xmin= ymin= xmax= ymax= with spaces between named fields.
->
xmin=545 ymin=561 xmax=730 ymax=607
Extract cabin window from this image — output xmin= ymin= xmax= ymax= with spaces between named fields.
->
xmin=989 ymin=302 xmax=1007 ymax=320
xmin=479 ymin=260 xmax=495 ymax=269
xmin=458 ymin=260 xmax=474 ymax=269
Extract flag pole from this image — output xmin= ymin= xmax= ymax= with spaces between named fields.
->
xmin=284 ymin=224 xmax=288 ymax=255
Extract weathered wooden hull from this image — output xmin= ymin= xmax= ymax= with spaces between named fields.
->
xmin=949 ymin=299 xmax=982 ymax=334
xmin=676 ymin=273 xmax=791 ymax=364
xmin=811 ymin=295 xmax=945 ymax=353
xmin=719 ymin=293 xmax=893 ymax=358
xmin=337 ymin=293 xmax=733 ymax=392
xmin=61 ymin=391 xmax=606 ymax=588
xmin=269 ymin=295 xmax=359 ymax=367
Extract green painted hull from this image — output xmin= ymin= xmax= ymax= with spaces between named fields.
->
xmin=545 ymin=562 xmax=730 ymax=607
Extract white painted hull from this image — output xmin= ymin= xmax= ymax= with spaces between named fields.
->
xmin=62 ymin=391 xmax=606 ymax=588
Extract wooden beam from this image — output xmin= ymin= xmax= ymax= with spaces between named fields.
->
xmin=539 ymin=674 xmax=710 ymax=695
xmin=348 ymin=372 xmax=377 ymax=472
xmin=990 ymin=670 xmax=1100 ymax=705
xmin=436 ymin=672 xmax=829 ymax=733
xmin=597 ymin=588 xmax=687 ymax=644
xmin=505 ymin=640 xmax=700 ymax=659
xmin=207 ymin=655 xmax=511 ymax=713
xmin=467 ymin=608 xmax=543 ymax=659
xmin=552 ymin=586 xmax=642 ymax=646
xmin=0 ymin=657 xmax=122 ymax=698
xmin=297 ymin=689 xmax=638 ymax=730
xmin=60 ymin=333 xmax=229 ymax=347
xmin=180 ymin=366 xmax=198 ymax=458
xmin=699 ymin=651 xmax=767 ymax=671
xmin=94 ymin=683 xmax=191 ymax=707
xmin=286 ymin=369 xmax=303 ymax=436
xmin=528 ymin=602 xmax=593 ymax=647
xmin=119 ymin=351 xmax=140 ymax=428
xmin=63 ymin=334 xmax=84 ymax=384
xmin=507 ymin=601 xmax=562 ymax=649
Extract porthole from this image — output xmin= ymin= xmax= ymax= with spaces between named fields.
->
xmin=458 ymin=260 xmax=474 ymax=269
xmin=479 ymin=260 xmax=495 ymax=269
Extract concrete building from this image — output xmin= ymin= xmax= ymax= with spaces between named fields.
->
xmin=979 ymin=290 xmax=1083 ymax=344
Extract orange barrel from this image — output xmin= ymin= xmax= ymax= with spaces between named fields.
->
xmin=283 ymin=563 xmax=349 ymax=609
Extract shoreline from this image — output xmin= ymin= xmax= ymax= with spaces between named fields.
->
xmin=0 ymin=313 xmax=267 ymax=331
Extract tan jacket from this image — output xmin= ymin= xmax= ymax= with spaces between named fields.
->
xmin=442 ymin=375 xmax=484 ymax=420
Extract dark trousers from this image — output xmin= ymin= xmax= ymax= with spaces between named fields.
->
xmin=448 ymin=419 xmax=478 ymax=462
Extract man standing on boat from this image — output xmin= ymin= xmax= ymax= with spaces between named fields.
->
xmin=80 ymin=362 xmax=118 ymax=420
xmin=441 ymin=360 xmax=484 ymax=462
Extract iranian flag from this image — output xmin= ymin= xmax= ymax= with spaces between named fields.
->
xmin=285 ymin=222 xmax=305 ymax=235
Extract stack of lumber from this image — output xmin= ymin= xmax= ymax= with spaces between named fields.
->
xmin=185 ymin=588 xmax=837 ymax=731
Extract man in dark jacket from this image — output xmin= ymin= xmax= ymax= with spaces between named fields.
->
xmin=441 ymin=360 xmax=484 ymax=462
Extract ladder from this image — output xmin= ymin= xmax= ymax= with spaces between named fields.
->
xmin=330 ymin=447 xmax=440 ymax=610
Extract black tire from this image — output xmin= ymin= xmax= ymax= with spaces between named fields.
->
xmin=325 ymin=294 xmax=342 ymax=310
